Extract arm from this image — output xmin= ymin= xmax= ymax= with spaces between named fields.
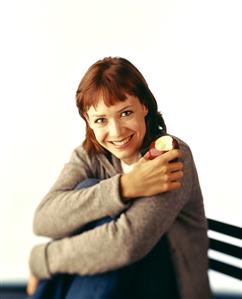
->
xmin=33 ymin=146 xmax=129 ymax=239
xmin=29 ymin=142 xmax=195 ymax=278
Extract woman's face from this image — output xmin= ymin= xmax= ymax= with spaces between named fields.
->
xmin=86 ymin=94 xmax=148 ymax=165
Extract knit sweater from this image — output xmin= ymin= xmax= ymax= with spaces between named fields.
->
xmin=29 ymin=137 xmax=212 ymax=299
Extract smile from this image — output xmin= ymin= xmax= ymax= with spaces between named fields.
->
xmin=110 ymin=135 xmax=133 ymax=147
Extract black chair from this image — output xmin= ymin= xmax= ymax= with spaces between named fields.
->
xmin=0 ymin=282 xmax=27 ymax=299
xmin=208 ymin=218 xmax=242 ymax=299
xmin=208 ymin=218 xmax=242 ymax=280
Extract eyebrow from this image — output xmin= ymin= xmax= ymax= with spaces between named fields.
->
xmin=90 ymin=105 xmax=134 ymax=118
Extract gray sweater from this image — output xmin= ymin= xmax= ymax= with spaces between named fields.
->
xmin=29 ymin=137 xmax=212 ymax=299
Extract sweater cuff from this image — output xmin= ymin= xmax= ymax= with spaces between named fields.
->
xmin=29 ymin=243 xmax=51 ymax=279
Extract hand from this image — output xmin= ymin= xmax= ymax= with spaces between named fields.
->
xmin=26 ymin=273 xmax=39 ymax=296
xmin=120 ymin=149 xmax=183 ymax=199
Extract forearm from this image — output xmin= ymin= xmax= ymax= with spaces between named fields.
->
xmin=30 ymin=188 xmax=187 ymax=278
xmin=34 ymin=174 xmax=129 ymax=239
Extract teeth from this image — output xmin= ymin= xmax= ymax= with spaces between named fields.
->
xmin=112 ymin=136 xmax=131 ymax=146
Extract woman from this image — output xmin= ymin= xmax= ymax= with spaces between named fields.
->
xmin=27 ymin=57 xmax=211 ymax=299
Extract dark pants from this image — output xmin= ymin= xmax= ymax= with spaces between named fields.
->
xmin=28 ymin=179 xmax=180 ymax=299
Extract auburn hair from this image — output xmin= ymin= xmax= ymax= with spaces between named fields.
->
xmin=76 ymin=57 xmax=166 ymax=155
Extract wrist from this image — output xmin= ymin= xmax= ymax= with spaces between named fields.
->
xmin=29 ymin=243 xmax=51 ymax=279
xmin=120 ymin=173 xmax=137 ymax=201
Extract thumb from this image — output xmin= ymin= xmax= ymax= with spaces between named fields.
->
xmin=139 ymin=151 xmax=150 ymax=162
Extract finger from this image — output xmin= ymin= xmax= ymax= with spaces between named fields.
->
xmin=170 ymin=170 xmax=184 ymax=181
xmin=170 ymin=181 xmax=182 ymax=190
xmin=166 ymin=149 xmax=182 ymax=161
xmin=162 ymin=181 xmax=182 ymax=192
xmin=169 ymin=161 xmax=184 ymax=172
xmin=26 ymin=277 xmax=39 ymax=296
xmin=140 ymin=151 xmax=150 ymax=161
xmin=27 ymin=283 xmax=38 ymax=296
xmin=155 ymin=149 xmax=182 ymax=163
xmin=27 ymin=283 xmax=34 ymax=296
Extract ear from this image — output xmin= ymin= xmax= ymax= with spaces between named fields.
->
xmin=143 ymin=105 xmax=148 ymax=116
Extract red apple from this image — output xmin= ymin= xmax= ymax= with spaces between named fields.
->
xmin=147 ymin=135 xmax=179 ymax=160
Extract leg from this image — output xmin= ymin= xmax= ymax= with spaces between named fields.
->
xmin=122 ymin=235 xmax=180 ymax=299
xmin=65 ymin=179 xmax=122 ymax=299
xmin=73 ymin=179 xmax=180 ymax=298
xmin=29 ymin=179 xmax=180 ymax=299
xmin=65 ymin=272 xmax=121 ymax=299
xmin=74 ymin=179 xmax=113 ymax=232
xmin=26 ymin=275 xmax=73 ymax=299
xmin=27 ymin=179 xmax=117 ymax=299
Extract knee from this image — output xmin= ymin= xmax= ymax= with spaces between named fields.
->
xmin=75 ymin=178 xmax=100 ymax=190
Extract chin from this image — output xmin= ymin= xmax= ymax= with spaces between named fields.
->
xmin=118 ymin=151 xmax=139 ymax=164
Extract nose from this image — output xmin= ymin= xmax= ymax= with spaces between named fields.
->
xmin=108 ymin=119 xmax=123 ymax=138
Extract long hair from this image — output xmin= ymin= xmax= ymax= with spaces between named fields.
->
xmin=76 ymin=57 xmax=166 ymax=155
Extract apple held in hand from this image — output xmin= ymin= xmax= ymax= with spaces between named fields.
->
xmin=147 ymin=135 xmax=179 ymax=160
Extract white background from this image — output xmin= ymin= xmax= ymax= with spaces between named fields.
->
xmin=0 ymin=0 xmax=241 ymax=294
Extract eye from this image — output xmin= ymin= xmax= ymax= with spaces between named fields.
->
xmin=121 ymin=110 xmax=133 ymax=117
xmin=94 ymin=118 xmax=106 ymax=124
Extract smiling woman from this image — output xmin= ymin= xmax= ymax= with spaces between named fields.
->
xmin=85 ymin=95 xmax=148 ymax=165
xmin=27 ymin=57 xmax=212 ymax=299
xmin=76 ymin=57 xmax=167 ymax=157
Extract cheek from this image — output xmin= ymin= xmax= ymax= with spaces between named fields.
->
xmin=132 ymin=117 xmax=146 ymax=132
xmin=92 ymin=128 xmax=106 ymax=143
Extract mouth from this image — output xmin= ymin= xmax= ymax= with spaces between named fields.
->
xmin=109 ymin=135 xmax=134 ymax=148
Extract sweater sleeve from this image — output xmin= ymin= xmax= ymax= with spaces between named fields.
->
xmin=33 ymin=146 xmax=129 ymax=239
xmin=29 ymin=143 xmax=196 ymax=278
